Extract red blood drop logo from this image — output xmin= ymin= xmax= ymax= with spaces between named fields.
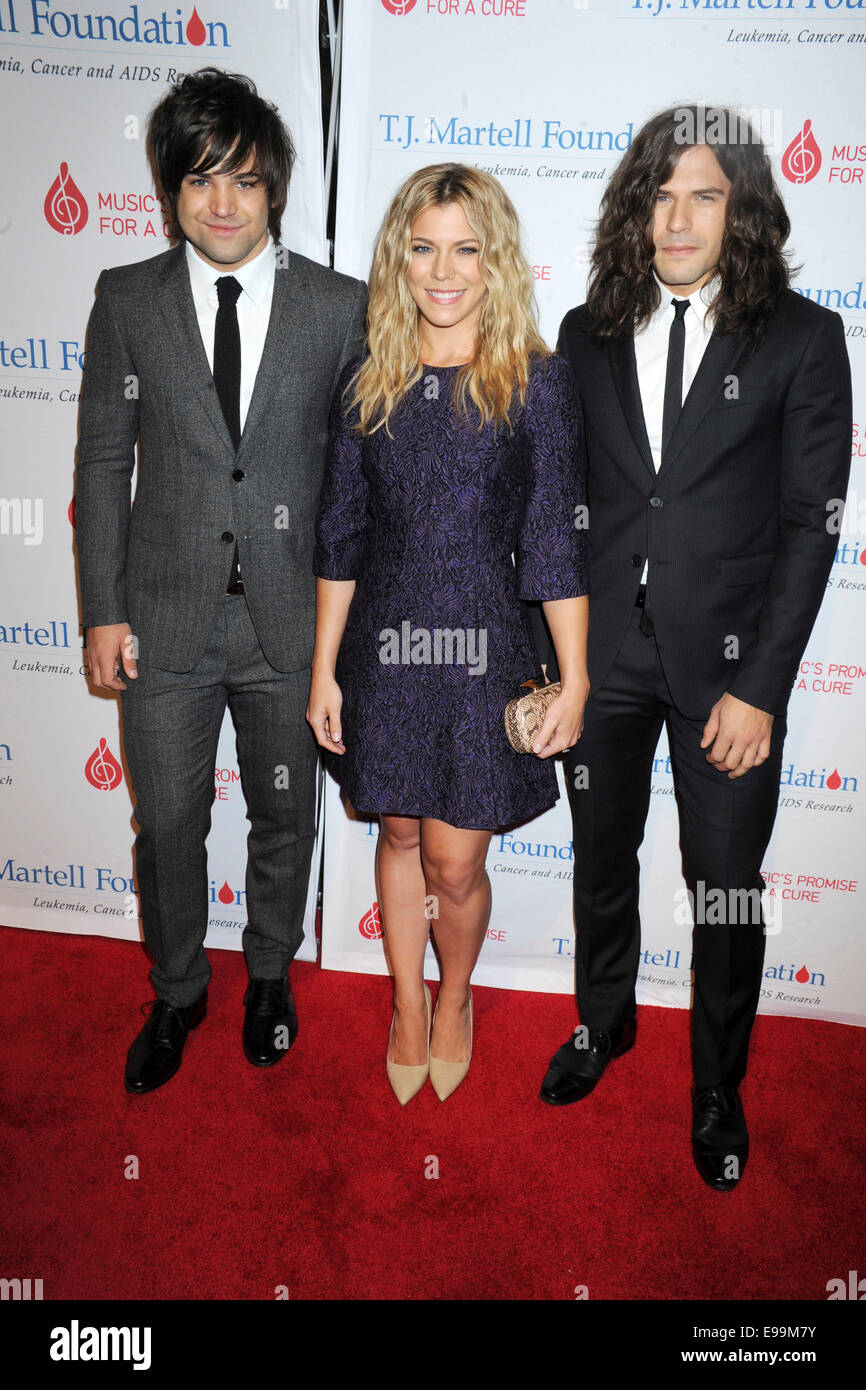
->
xmin=68 ymin=497 xmax=76 ymax=527
xmin=795 ymin=965 xmax=810 ymax=984
xmin=186 ymin=6 xmax=206 ymax=44
xmin=84 ymin=738 xmax=122 ymax=790
xmin=825 ymin=768 xmax=841 ymax=791
xmin=781 ymin=120 xmax=822 ymax=185
xmin=218 ymin=880 xmax=234 ymax=904
xmin=44 ymin=162 xmax=88 ymax=235
xmin=359 ymin=902 xmax=383 ymax=940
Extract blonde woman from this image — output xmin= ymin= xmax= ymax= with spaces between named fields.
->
xmin=308 ymin=164 xmax=588 ymax=1104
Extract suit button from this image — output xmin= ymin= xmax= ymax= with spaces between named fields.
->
xmin=232 ymin=469 xmax=245 ymax=482
xmin=649 ymin=496 xmax=663 ymax=508
xmin=221 ymin=531 xmax=234 ymax=543
xmin=632 ymin=553 xmax=642 ymax=567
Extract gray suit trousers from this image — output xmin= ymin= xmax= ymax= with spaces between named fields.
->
xmin=120 ymin=590 xmax=318 ymax=1007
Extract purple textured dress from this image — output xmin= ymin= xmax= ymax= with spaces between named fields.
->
xmin=313 ymin=351 xmax=587 ymax=830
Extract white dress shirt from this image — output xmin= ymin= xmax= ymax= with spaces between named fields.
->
xmin=634 ymin=273 xmax=718 ymax=583
xmin=184 ymin=233 xmax=276 ymax=432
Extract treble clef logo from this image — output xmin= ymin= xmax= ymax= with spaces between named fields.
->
xmin=84 ymin=738 xmax=123 ymax=790
xmin=44 ymin=161 xmax=89 ymax=235
xmin=358 ymin=902 xmax=383 ymax=940
xmin=781 ymin=120 xmax=822 ymax=185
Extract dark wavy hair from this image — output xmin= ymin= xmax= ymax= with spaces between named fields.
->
xmin=146 ymin=66 xmax=295 ymax=244
xmin=586 ymin=104 xmax=793 ymax=346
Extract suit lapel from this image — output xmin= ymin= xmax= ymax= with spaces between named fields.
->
xmin=606 ymin=317 xmax=751 ymax=484
xmin=237 ymin=245 xmax=304 ymax=455
xmin=655 ymin=327 xmax=749 ymax=482
xmin=608 ymin=334 xmax=655 ymax=480
xmin=157 ymin=244 xmax=235 ymax=458
xmin=157 ymin=241 xmax=307 ymax=459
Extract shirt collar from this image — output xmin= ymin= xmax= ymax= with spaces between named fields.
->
xmin=650 ymin=269 xmax=719 ymax=331
xmin=185 ymin=234 xmax=275 ymax=308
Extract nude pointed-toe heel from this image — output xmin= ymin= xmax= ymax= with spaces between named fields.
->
xmin=386 ymin=983 xmax=431 ymax=1106
xmin=429 ymin=989 xmax=473 ymax=1102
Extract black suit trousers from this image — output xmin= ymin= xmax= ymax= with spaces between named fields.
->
xmin=561 ymin=599 xmax=786 ymax=1091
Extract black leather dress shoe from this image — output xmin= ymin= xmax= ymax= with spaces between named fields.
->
xmin=124 ymin=992 xmax=207 ymax=1095
xmin=692 ymin=1085 xmax=749 ymax=1192
xmin=243 ymin=977 xmax=297 ymax=1066
xmin=539 ymin=1016 xmax=637 ymax=1105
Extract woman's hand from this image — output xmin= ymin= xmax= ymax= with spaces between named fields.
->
xmin=537 ymin=594 xmax=589 ymax=757
xmin=306 ymin=670 xmax=346 ymax=753
xmin=532 ymin=678 xmax=590 ymax=759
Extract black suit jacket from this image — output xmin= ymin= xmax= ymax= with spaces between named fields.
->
xmin=532 ymin=289 xmax=852 ymax=719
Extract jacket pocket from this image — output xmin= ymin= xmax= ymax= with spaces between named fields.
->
xmin=706 ymin=393 xmax=770 ymax=413
xmin=721 ymin=550 xmax=776 ymax=586
xmin=128 ymin=507 xmax=175 ymax=547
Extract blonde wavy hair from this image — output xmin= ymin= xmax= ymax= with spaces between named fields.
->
xmin=349 ymin=163 xmax=548 ymax=435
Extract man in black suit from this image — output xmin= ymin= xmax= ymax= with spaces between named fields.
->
xmin=534 ymin=106 xmax=852 ymax=1189
xmin=76 ymin=68 xmax=365 ymax=1093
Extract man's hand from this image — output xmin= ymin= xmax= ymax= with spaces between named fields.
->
xmin=86 ymin=622 xmax=137 ymax=691
xmin=700 ymin=692 xmax=773 ymax=780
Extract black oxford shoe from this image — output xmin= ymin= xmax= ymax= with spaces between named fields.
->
xmin=124 ymin=992 xmax=207 ymax=1095
xmin=692 ymin=1085 xmax=749 ymax=1192
xmin=539 ymin=1016 xmax=637 ymax=1105
xmin=243 ymin=977 xmax=297 ymax=1066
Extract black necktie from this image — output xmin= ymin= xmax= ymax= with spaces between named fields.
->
xmin=661 ymin=297 xmax=690 ymax=463
xmin=213 ymin=275 xmax=242 ymax=590
xmin=214 ymin=275 xmax=242 ymax=447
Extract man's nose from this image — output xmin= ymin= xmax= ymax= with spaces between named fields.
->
xmin=665 ymin=198 xmax=691 ymax=232
xmin=209 ymin=181 xmax=237 ymax=217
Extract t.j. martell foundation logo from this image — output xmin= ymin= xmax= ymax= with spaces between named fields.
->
xmin=781 ymin=120 xmax=822 ymax=184
xmin=0 ymin=4 xmax=224 ymax=47
xmin=359 ymin=902 xmax=383 ymax=940
xmin=45 ymin=163 xmax=88 ymax=236
xmin=381 ymin=0 xmax=418 ymax=14
xmin=84 ymin=739 xmax=123 ymax=791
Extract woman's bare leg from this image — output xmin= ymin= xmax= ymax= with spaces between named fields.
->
xmin=421 ymin=817 xmax=492 ymax=1061
xmin=376 ymin=813 xmax=430 ymax=1065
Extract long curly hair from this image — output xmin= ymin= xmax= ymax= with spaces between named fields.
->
xmin=349 ymin=163 xmax=548 ymax=435
xmin=586 ymin=105 xmax=793 ymax=345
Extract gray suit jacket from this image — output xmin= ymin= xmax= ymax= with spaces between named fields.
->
xmin=75 ymin=241 xmax=366 ymax=672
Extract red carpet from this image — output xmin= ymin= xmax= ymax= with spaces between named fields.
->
xmin=1 ymin=924 xmax=863 ymax=1301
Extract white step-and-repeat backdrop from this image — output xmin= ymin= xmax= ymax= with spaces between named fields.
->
xmin=0 ymin=0 xmax=326 ymax=961
xmin=1 ymin=1 xmax=863 ymax=1027
xmin=322 ymin=0 xmax=865 ymax=1026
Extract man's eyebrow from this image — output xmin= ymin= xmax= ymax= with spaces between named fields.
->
xmin=658 ymin=185 xmax=727 ymax=196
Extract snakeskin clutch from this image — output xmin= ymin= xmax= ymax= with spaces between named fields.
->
xmin=504 ymin=676 xmax=562 ymax=754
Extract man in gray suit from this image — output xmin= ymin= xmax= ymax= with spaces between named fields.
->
xmin=75 ymin=67 xmax=366 ymax=1093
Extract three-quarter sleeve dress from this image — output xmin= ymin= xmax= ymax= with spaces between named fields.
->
xmin=313 ymin=351 xmax=587 ymax=830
